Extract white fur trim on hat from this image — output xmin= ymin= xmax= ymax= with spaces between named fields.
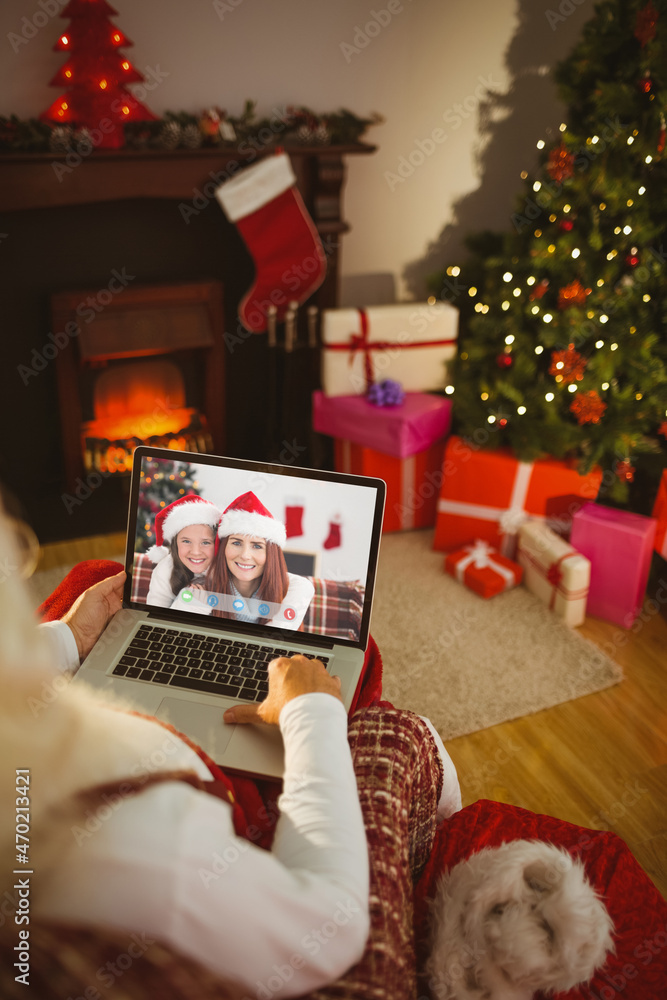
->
xmin=219 ymin=508 xmax=287 ymax=548
xmin=146 ymin=544 xmax=169 ymax=565
xmin=215 ymin=152 xmax=295 ymax=223
xmin=161 ymin=499 xmax=221 ymax=545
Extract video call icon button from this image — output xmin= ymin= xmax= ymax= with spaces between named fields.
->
xmin=181 ymin=590 xmax=193 ymax=603
xmin=283 ymin=607 xmax=296 ymax=621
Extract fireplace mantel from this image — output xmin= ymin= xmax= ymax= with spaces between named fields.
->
xmin=1 ymin=142 xmax=375 ymax=214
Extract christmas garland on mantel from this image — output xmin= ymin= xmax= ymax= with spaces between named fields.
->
xmin=0 ymin=102 xmax=383 ymax=154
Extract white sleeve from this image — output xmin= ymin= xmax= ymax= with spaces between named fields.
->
xmin=38 ymin=621 xmax=80 ymax=674
xmin=145 ymin=557 xmax=176 ymax=607
xmin=35 ymin=694 xmax=369 ymax=997
xmin=272 ymin=573 xmax=315 ymax=629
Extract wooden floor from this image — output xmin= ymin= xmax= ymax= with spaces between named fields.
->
xmin=36 ymin=532 xmax=667 ymax=899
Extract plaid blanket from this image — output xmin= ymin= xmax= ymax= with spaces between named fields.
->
xmin=302 ymin=577 xmax=365 ymax=641
xmin=130 ymin=553 xmax=364 ymax=641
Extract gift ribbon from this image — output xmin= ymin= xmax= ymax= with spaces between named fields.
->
xmin=454 ymin=539 xmax=518 ymax=591
xmin=324 ymin=308 xmax=458 ymax=391
xmin=437 ymin=460 xmax=545 ymax=556
xmin=339 ymin=440 xmax=416 ymax=530
xmin=516 ymin=544 xmax=589 ymax=606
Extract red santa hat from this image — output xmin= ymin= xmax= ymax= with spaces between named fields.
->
xmin=147 ymin=495 xmax=222 ymax=564
xmin=217 ymin=491 xmax=286 ymax=548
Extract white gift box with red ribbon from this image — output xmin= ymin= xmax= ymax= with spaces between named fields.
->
xmin=516 ymin=520 xmax=591 ymax=627
xmin=320 ymin=303 xmax=459 ymax=396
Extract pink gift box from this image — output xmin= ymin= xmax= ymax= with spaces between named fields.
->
xmin=313 ymin=391 xmax=452 ymax=459
xmin=570 ymin=503 xmax=657 ymax=627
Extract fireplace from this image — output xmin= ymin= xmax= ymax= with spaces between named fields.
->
xmin=0 ymin=143 xmax=375 ymax=541
xmin=51 ymin=279 xmax=225 ymax=489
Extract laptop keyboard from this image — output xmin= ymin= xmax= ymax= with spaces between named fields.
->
xmin=111 ymin=624 xmax=330 ymax=703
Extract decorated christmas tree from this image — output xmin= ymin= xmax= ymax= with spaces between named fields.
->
xmin=40 ymin=0 xmax=157 ymax=149
xmin=136 ymin=458 xmax=199 ymax=553
xmin=437 ymin=0 xmax=667 ymax=504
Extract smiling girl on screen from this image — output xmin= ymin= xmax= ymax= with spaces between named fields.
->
xmin=197 ymin=491 xmax=314 ymax=629
xmin=145 ymin=495 xmax=222 ymax=608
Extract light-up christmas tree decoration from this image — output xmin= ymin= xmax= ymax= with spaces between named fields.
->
xmin=136 ymin=459 xmax=199 ymax=553
xmin=436 ymin=0 xmax=667 ymax=503
xmin=40 ymin=0 xmax=158 ymax=149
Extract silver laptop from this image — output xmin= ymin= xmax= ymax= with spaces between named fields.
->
xmin=76 ymin=446 xmax=386 ymax=779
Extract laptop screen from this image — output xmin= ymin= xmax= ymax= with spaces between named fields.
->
xmin=124 ymin=447 xmax=386 ymax=649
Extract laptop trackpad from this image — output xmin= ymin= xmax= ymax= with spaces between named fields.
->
xmin=156 ymin=698 xmax=236 ymax=761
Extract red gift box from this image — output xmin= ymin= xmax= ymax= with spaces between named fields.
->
xmin=652 ymin=469 xmax=667 ymax=559
xmin=313 ymin=391 xmax=452 ymax=458
xmin=445 ymin=540 xmax=523 ymax=598
xmin=334 ymin=438 xmax=445 ymax=532
xmin=434 ymin=436 xmax=603 ymax=557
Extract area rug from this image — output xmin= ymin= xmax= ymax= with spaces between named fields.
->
xmin=370 ymin=530 xmax=623 ymax=740
xmin=29 ymin=532 xmax=623 ymax=741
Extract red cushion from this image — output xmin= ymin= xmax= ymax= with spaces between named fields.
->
xmin=414 ymin=799 xmax=667 ymax=1000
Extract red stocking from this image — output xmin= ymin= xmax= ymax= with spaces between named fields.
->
xmin=323 ymin=517 xmax=342 ymax=550
xmin=284 ymin=501 xmax=304 ymax=539
xmin=215 ymin=152 xmax=326 ymax=333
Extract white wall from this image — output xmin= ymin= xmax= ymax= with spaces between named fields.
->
xmin=1 ymin=0 xmax=590 ymax=299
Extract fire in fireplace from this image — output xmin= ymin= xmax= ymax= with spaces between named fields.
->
xmin=81 ymin=358 xmax=213 ymax=474
xmin=51 ymin=280 xmax=225 ymax=488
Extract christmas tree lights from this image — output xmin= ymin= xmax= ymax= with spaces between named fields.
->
xmin=434 ymin=0 xmax=667 ymax=502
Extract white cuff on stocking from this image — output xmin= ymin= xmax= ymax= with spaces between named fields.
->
xmin=215 ymin=152 xmax=296 ymax=222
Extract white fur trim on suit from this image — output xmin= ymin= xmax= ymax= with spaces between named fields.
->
xmin=218 ymin=508 xmax=287 ymax=548
xmin=161 ymin=500 xmax=221 ymax=545
xmin=146 ymin=544 xmax=169 ymax=565
xmin=214 ymin=152 xmax=296 ymax=222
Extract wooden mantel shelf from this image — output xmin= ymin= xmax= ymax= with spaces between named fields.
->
xmin=0 ymin=142 xmax=377 ymax=216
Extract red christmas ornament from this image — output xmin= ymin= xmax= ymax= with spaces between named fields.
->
xmin=39 ymin=0 xmax=158 ymax=149
xmin=529 ymin=279 xmax=549 ymax=301
xmin=547 ymin=144 xmax=575 ymax=183
xmin=549 ymin=344 xmax=587 ymax=383
xmin=616 ymin=460 xmax=635 ymax=483
xmin=496 ymin=353 xmax=513 ymax=369
xmin=635 ymin=0 xmax=659 ymax=46
xmin=557 ymin=279 xmax=591 ymax=309
xmin=638 ymin=73 xmax=653 ymax=94
xmin=570 ymin=391 xmax=607 ymax=425
xmin=498 ymin=418 xmax=508 ymax=428
xmin=626 ymin=253 xmax=639 ymax=268
xmin=559 ymin=219 xmax=574 ymax=232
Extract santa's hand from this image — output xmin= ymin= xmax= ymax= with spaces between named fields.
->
xmin=62 ymin=570 xmax=126 ymax=660
xmin=223 ymin=655 xmax=342 ymax=726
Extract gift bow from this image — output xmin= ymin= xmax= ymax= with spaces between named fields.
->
xmin=455 ymin=539 xmax=517 ymax=591
xmin=499 ymin=505 xmax=530 ymax=536
xmin=517 ymin=543 xmax=587 ymax=607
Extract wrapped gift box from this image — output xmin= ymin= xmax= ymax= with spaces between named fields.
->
xmin=321 ymin=302 xmax=458 ymax=396
xmin=445 ymin=540 xmax=522 ymax=599
xmin=335 ymin=438 xmax=445 ymax=532
xmin=651 ymin=469 xmax=667 ymax=559
xmin=434 ymin=436 xmax=603 ymax=558
xmin=517 ymin=520 xmax=591 ymax=627
xmin=570 ymin=503 xmax=657 ymax=627
xmin=313 ymin=391 xmax=452 ymax=459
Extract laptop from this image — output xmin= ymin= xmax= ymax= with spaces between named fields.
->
xmin=76 ymin=445 xmax=386 ymax=779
